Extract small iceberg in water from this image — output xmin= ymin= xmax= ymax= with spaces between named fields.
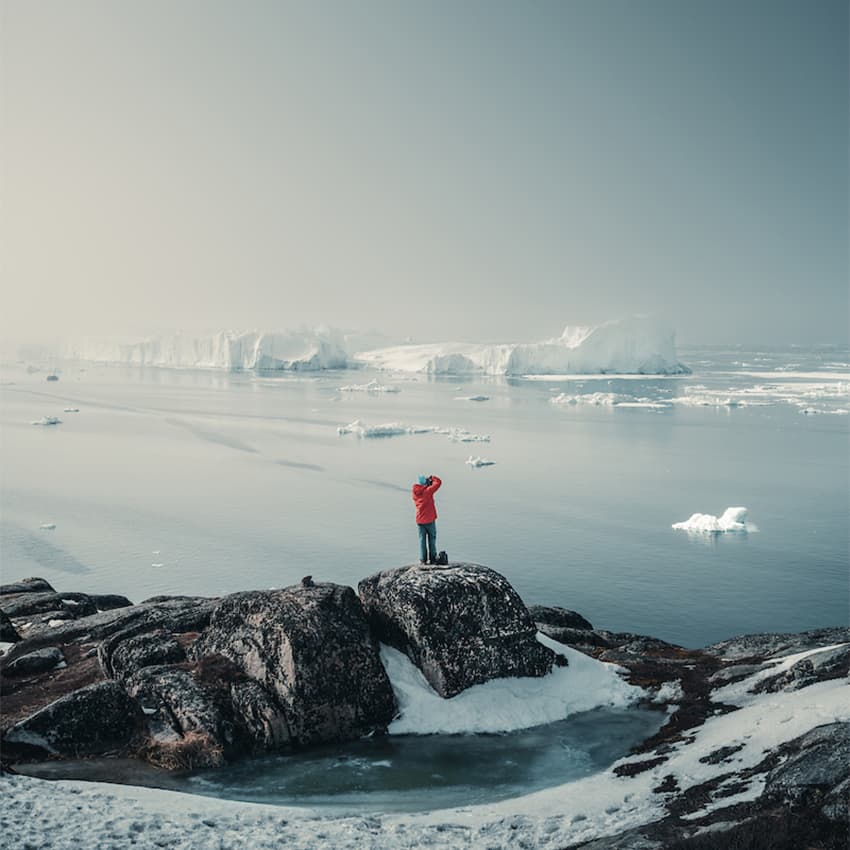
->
xmin=672 ymin=506 xmax=757 ymax=533
xmin=31 ymin=416 xmax=62 ymax=426
xmin=466 ymin=455 xmax=496 ymax=468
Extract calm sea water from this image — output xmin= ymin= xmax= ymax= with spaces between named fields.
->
xmin=2 ymin=345 xmax=848 ymax=649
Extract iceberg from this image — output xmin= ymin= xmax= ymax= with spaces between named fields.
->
xmin=355 ymin=316 xmax=690 ymax=376
xmin=672 ymin=507 xmax=757 ymax=533
xmin=63 ymin=317 xmax=689 ymax=376
xmin=63 ymin=329 xmax=350 ymax=371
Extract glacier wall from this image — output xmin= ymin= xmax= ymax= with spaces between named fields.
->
xmin=62 ymin=317 xmax=689 ymax=375
xmin=63 ymin=330 xmax=349 ymax=371
xmin=356 ymin=317 xmax=690 ymax=376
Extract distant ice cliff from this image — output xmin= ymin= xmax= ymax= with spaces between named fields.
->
xmin=61 ymin=317 xmax=690 ymax=376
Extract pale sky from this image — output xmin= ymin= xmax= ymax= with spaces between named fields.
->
xmin=2 ymin=0 xmax=847 ymax=346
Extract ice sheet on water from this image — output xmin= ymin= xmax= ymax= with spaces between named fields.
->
xmin=465 ymin=456 xmax=496 ymax=468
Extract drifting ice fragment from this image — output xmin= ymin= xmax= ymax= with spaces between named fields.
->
xmin=672 ymin=507 xmax=757 ymax=533
xmin=40 ymin=523 xmax=56 ymax=530
xmin=466 ymin=455 xmax=496 ymax=468
xmin=31 ymin=416 xmax=62 ymax=426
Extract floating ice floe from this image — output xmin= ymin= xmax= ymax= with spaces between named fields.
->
xmin=39 ymin=523 xmax=56 ymax=530
xmin=337 ymin=420 xmax=434 ymax=438
xmin=448 ymin=428 xmax=490 ymax=443
xmin=672 ymin=506 xmax=757 ymax=533
xmin=63 ymin=407 xmax=80 ymax=413
xmin=466 ymin=455 xmax=496 ymax=468
xmin=551 ymin=392 xmax=628 ymax=406
xmin=31 ymin=416 xmax=62 ymax=426
xmin=337 ymin=380 xmax=400 ymax=393
xmin=455 ymin=395 xmax=490 ymax=402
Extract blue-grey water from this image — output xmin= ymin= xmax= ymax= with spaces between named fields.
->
xmin=16 ymin=707 xmax=663 ymax=812
xmin=2 ymin=345 xmax=847 ymax=808
xmin=2 ymin=345 xmax=846 ymax=648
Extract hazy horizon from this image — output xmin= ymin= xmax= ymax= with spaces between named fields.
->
xmin=2 ymin=1 xmax=848 ymax=348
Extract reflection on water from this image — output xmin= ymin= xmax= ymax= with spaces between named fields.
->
xmin=17 ymin=707 xmax=664 ymax=813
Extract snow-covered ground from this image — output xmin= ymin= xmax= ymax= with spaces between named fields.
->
xmin=2 ymin=639 xmax=847 ymax=850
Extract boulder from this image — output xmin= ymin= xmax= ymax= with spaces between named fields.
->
xmin=230 ymin=678 xmax=292 ymax=753
xmin=0 ymin=597 xmax=217 ymax=670
xmin=752 ymin=644 xmax=850 ymax=694
xmin=127 ymin=664 xmax=238 ymax=769
xmin=89 ymin=593 xmax=134 ymax=611
xmin=53 ymin=592 xmax=98 ymax=618
xmin=0 ymin=609 xmax=20 ymax=642
xmin=764 ymin=722 xmax=850 ymax=820
xmin=2 ymin=681 xmax=142 ymax=758
xmin=191 ymin=582 xmax=395 ymax=747
xmin=0 ymin=578 xmax=55 ymax=596
xmin=103 ymin=631 xmax=187 ymax=681
xmin=528 ymin=605 xmax=594 ymax=631
xmin=0 ymin=592 xmax=74 ymax=619
xmin=358 ymin=562 xmax=555 ymax=698
xmin=5 ymin=647 xmax=64 ymax=677
xmin=704 ymin=627 xmax=850 ymax=662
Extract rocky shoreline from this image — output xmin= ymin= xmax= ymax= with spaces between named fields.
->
xmin=1 ymin=565 xmax=848 ymax=849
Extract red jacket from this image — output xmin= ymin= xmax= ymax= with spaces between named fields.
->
xmin=412 ymin=476 xmax=442 ymax=524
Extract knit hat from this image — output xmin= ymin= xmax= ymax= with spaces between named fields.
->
xmin=417 ymin=474 xmax=428 ymax=485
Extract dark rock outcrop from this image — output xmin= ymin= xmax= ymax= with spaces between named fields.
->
xmin=529 ymin=605 xmax=594 ymax=631
xmin=191 ymin=582 xmax=395 ymax=747
xmin=88 ymin=593 xmax=134 ymax=611
xmin=0 ymin=596 xmax=217 ymax=670
xmin=2 ymin=681 xmax=142 ymax=758
xmin=5 ymin=647 xmax=64 ymax=677
xmin=52 ymin=592 xmax=98 ymax=618
xmin=127 ymin=663 xmax=239 ymax=769
xmin=0 ymin=609 xmax=20 ymax=642
xmin=104 ymin=631 xmax=187 ymax=682
xmin=358 ymin=562 xmax=555 ymax=698
xmin=0 ymin=578 xmax=55 ymax=596
xmin=752 ymin=643 xmax=850 ymax=694
xmin=0 ymin=592 xmax=75 ymax=620
xmin=704 ymin=627 xmax=850 ymax=662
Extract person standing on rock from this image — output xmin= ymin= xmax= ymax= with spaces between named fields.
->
xmin=412 ymin=474 xmax=442 ymax=564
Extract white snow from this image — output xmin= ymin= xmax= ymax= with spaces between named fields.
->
xmin=465 ymin=456 xmax=496 ymax=468
xmin=383 ymin=634 xmax=644 ymax=735
xmin=672 ymin=507 xmax=757 ymax=534
xmin=31 ymin=416 xmax=62 ymax=426
xmin=1 ymin=641 xmax=847 ymax=850
xmin=355 ymin=316 xmax=689 ymax=376
xmin=651 ymin=679 xmax=685 ymax=704
xmin=0 ymin=641 xmax=13 ymax=655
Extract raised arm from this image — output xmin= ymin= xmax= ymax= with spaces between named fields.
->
xmin=428 ymin=475 xmax=442 ymax=493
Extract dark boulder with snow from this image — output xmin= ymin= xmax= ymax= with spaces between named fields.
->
xmin=5 ymin=647 xmax=64 ymax=677
xmin=704 ymin=626 xmax=850 ymax=662
xmin=191 ymin=582 xmax=395 ymax=747
xmin=2 ymin=681 xmax=143 ymax=759
xmin=358 ymin=562 xmax=555 ymax=698
xmin=88 ymin=593 xmax=134 ymax=611
xmin=52 ymin=592 xmax=98 ymax=618
xmin=528 ymin=605 xmax=594 ymax=631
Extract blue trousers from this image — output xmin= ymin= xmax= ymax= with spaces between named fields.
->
xmin=417 ymin=521 xmax=437 ymax=563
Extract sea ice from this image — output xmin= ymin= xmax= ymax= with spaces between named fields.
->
xmin=31 ymin=416 xmax=62 ymax=426
xmin=39 ymin=523 xmax=56 ymax=530
xmin=63 ymin=408 xmax=80 ymax=413
xmin=338 ymin=380 xmax=400 ymax=393
xmin=455 ymin=395 xmax=490 ymax=402
xmin=672 ymin=507 xmax=756 ymax=533
xmin=465 ymin=456 xmax=496 ymax=468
